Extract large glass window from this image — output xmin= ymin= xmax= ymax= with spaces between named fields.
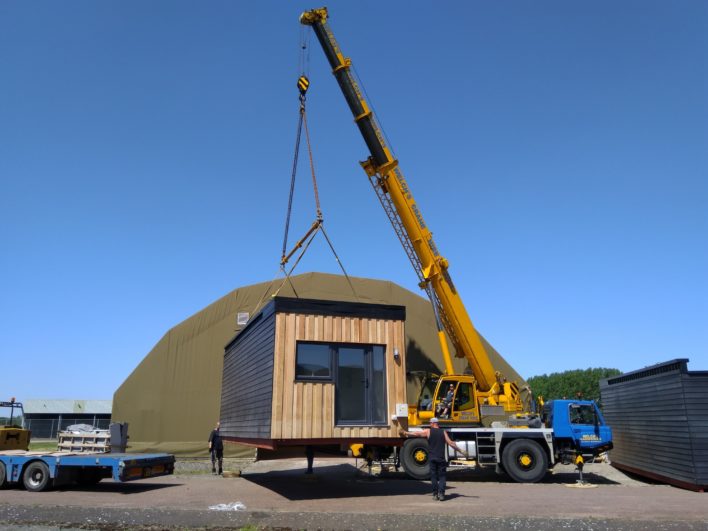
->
xmin=295 ymin=342 xmax=332 ymax=379
xmin=337 ymin=347 xmax=366 ymax=422
xmin=295 ymin=341 xmax=387 ymax=425
xmin=334 ymin=343 xmax=387 ymax=425
xmin=371 ymin=345 xmax=387 ymax=423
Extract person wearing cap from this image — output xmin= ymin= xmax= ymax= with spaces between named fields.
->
xmin=400 ymin=417 xmax=463 ymax=501
xmin=440 ymin=383 xmax=455 ymax=418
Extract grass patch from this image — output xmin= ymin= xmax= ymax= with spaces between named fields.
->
xmin=28 ymin=441 xmax=58 ymax=452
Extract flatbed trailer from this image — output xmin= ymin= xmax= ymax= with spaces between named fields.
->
xmin=0 ymin=450 xmax=175 ymax=492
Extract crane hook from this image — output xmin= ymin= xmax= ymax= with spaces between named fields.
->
xmin=297 ymin=75 xmax=310 ymax=97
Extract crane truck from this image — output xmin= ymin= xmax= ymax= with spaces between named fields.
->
xmin=300 ymin=7 xmax=613 ymax=483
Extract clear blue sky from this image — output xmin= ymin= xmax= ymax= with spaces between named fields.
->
xmin=1 ymin=1 xmax=706 ymax=401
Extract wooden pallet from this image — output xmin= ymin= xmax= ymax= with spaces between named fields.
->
xmin=57 ymin=431 xmax=110 ymax=453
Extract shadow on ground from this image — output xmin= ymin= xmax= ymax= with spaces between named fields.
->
xmin=241 ymin=462 xmax=478 ymax=501
xmin=53 ymin=481 xmax=182 ymax=495
xmin=242 ymin=459 xmax=621 ymax=500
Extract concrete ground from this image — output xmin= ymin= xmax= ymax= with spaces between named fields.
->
xmin=1 ymin=457 xmax=706 ymax=530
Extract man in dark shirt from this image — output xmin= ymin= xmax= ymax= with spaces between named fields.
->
xmin=401 ymin=417 xmax=463 ymax=501
xmin=440 ymin=383 xmax=455 ymax=418
xmin=208 ymin=421 xmax=224 ymax=475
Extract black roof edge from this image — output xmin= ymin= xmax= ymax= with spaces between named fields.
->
xmin=600 ymin=358 xmax=690 ymax=386
xmin=224 ymin=296 xmax=406 ymax=350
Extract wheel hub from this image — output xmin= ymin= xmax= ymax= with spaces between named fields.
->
xmin=413 ymin=449 xmax=428 ymax=464
xmin=519 ymin=453 xmax=533 ymax=467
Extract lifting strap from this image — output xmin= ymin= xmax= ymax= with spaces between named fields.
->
xmin=276 ymin=75 xmax=358 ymax=300
xmin=249 ymin=72 xmax=360 ymax=322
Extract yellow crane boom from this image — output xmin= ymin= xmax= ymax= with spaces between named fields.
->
xmin=301 ymin=8 xmax=522 ymax=412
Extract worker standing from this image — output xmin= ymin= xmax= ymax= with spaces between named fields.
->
xmin=208 ymin=421 xmax=223 ymax=475
xmin=401 ymin=418 xmax=461 ymax=501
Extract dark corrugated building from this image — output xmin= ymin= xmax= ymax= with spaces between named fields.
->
xmin=600 ymin=359 xmax=708 ymax=491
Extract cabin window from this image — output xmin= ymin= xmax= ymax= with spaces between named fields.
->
xmin=336 ymin=344 xmax=387 ymax=425
xmin=295 ymin=342 xmax=332 ymax=380
xmin=295 ymin=341 xmax=388 ymax=425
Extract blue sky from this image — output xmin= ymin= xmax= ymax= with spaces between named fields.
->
xmin=1 ymin=1 xmax=706 ymax=401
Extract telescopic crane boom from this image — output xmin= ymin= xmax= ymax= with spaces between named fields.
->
xmin=301 ymin=7 xmax=523 ymax=416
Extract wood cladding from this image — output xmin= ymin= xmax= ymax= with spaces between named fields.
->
xmin=270 ymin=312 xmax=406 ymax=440
xmin=220 ymin=297 xmax=407 ymax=445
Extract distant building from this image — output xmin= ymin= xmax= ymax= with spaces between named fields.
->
xmin=23 ymin=399 xmax=112 ymax=439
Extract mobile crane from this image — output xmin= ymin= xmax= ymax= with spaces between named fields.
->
xmin=299 ymin=8 xmax=524 ymax=427
xmin=300 ymin=8 xmax=613 ymax=483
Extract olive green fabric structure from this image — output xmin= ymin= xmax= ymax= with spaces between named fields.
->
xmin=112 ymin=272 xmax=525 ymax=456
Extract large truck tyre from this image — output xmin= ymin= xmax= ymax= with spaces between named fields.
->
xmin=401 ymin=438 xmax=431 ymax=480
xmin=0 ymin=461 xmax=6 ymax=488
xmin=501 ymin=438 xmax=549 ymax=483
xmin=23 ymin=461 xmax=51 ymax=492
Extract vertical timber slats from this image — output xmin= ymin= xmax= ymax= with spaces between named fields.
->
xmin=270 ymin=312 xmax=406 ymax=440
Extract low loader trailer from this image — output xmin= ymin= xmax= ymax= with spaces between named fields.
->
xmin=0 ymin=450 xmax=175 ymax=492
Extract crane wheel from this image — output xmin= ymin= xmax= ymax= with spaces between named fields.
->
xmin=401 ymin=438 xmax=430 ymax=480
xmin=501 ymin=439 xmax=548 ymax=483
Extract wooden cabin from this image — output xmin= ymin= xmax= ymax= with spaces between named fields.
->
xmin=219 ymin=297 xmax=408 ymax=449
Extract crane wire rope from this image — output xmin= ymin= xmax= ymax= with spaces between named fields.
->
xmin=250 ymin=42 xmax=359 ymax=319
xmin=277 ymin=75 xmax=359 ymax=300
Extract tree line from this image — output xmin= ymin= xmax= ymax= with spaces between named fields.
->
xmin=527 ymin=367 xmax=621 ymax=405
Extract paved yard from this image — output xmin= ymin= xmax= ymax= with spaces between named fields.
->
xmin=1 ymin=457 xmax=706 ymax=530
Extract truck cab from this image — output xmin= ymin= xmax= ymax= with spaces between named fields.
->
xmin=542 ymin=399 xmax=613 ymax=463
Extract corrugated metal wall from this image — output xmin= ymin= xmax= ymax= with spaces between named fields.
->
xmin=220 ymin=305 xmax=276 ymax=440
xmin=684 ymin=370 xmax=708 ymax=484
xmin=600 ymin=359 xmax=708 ymax=490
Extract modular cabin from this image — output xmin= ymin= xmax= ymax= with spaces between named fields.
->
xmin=219 ymin=297 xmax=408 ymax=450
xmin=600 ymin=358 xmax=708 ymax=492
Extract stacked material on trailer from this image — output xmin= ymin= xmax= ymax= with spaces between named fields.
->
xmin=600 ymin=359 xmax=708 ymax=491
xmin=220 ymin=297 xmax=407 ymax=449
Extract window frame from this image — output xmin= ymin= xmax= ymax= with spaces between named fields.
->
xmin=294 ymin=341 xmax=334 ymax=382
xmin=293 ymin=340 xmax=388 ymax=426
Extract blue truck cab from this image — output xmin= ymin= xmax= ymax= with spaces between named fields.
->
xmin=542 ymin=399 xmax=613 ymax=464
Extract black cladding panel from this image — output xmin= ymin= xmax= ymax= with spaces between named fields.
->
xmin=600 ymin=359 xmax=708 ymax=488
xmin=220 ymin=307 xmax=276 ymax=440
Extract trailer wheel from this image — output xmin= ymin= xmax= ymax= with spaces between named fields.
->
xmin=501 ymin=439 xmax=548 ymax=483
xmin=0 ymin=461 xmax=6 ymax=488
xmin=23 ymin=461 xmax=51 ymax=492
xmin=401 ymin=438 xmax=431 ymax=480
